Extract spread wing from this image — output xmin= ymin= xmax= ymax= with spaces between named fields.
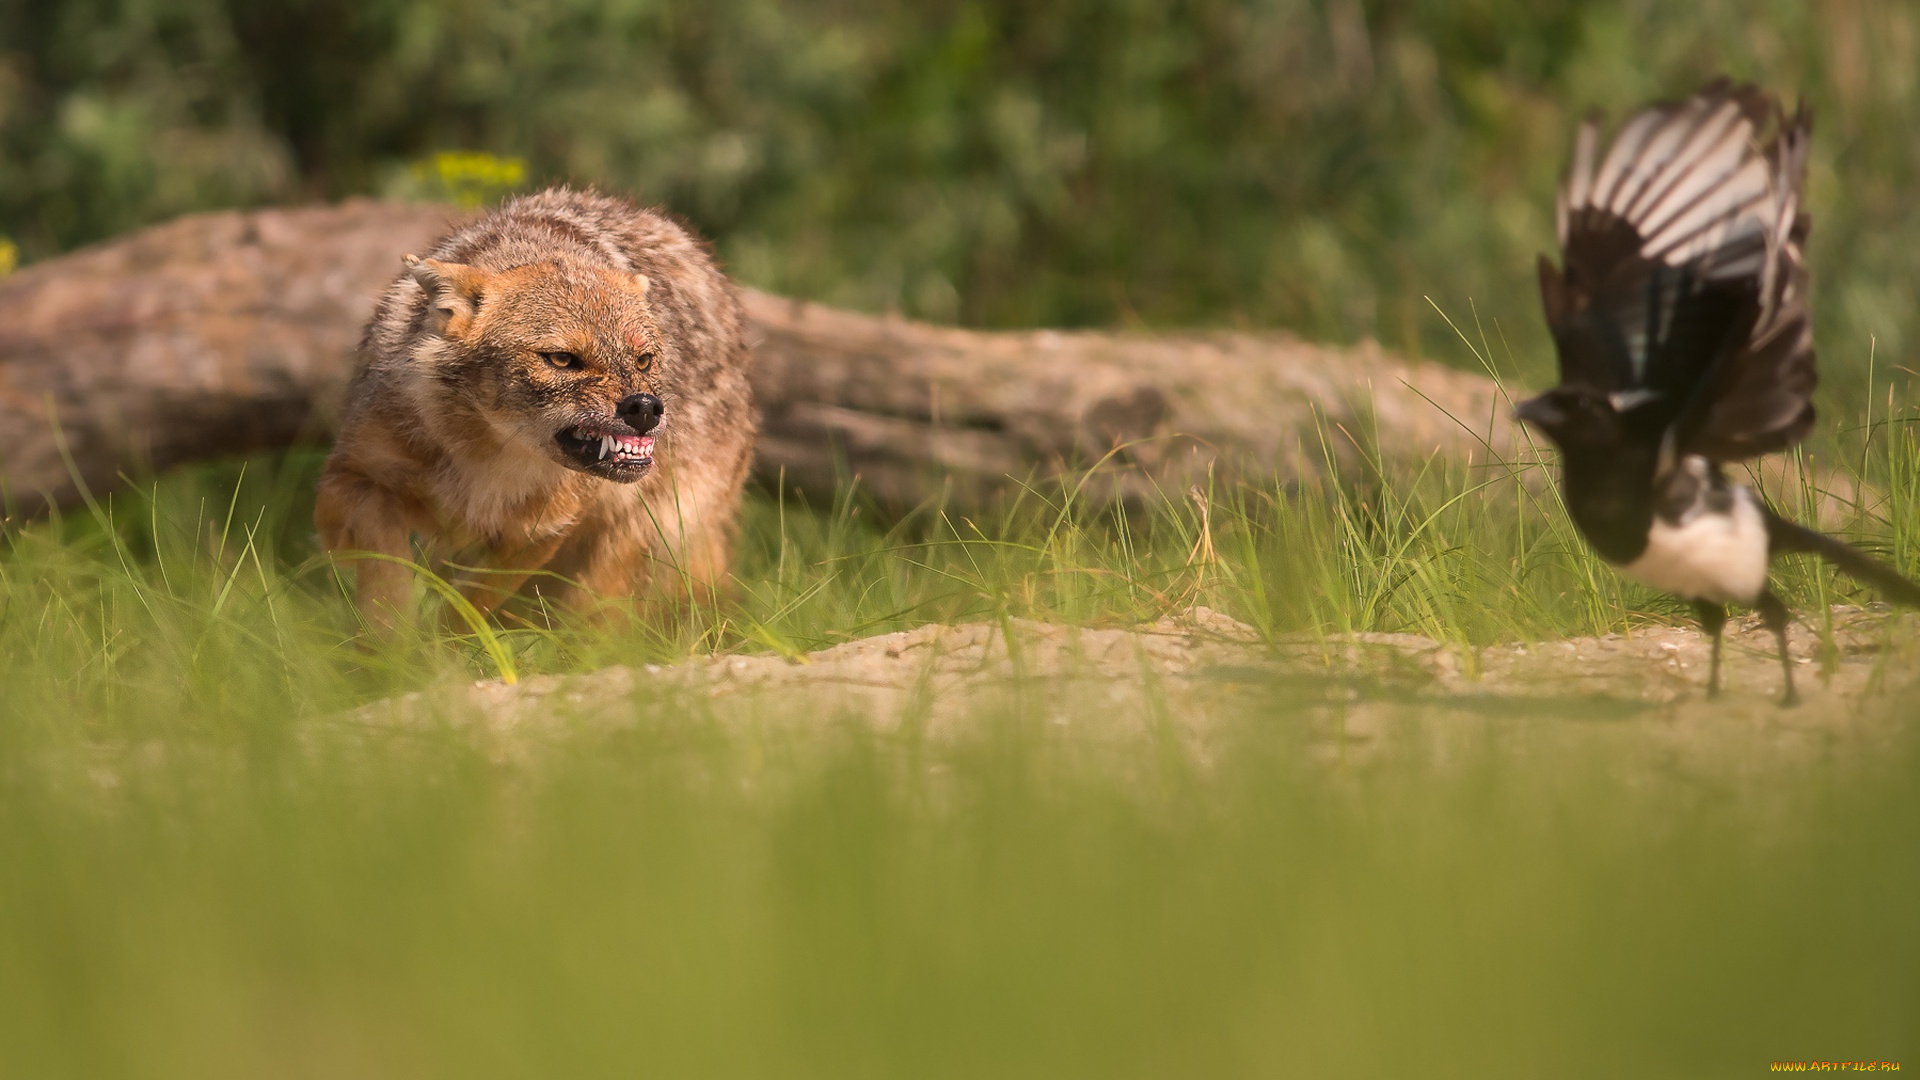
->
xmin=1538 ymin=80 xmax=1816 ymax=461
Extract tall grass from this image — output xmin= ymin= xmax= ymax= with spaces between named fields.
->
xmin=4 ymin=389 xmax=1920 ymax=1075
xmin=5 ymin=379 xmax=1920 ymax=720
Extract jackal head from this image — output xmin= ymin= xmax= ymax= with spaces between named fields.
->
xmin=403 ymin=253 xmax=668 ymax=482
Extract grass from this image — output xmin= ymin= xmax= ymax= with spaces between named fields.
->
xmin=3 ymin=382 xmax=1920 ymax=1076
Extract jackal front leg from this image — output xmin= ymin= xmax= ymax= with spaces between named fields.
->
xmin=314 ymin=469 xmax=422 ymax=632
xmin=442 ymin=531 xmax=570 ymax=633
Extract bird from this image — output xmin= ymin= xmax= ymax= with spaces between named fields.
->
xmin=1514 ymin=79 xmax=1920 ymax=705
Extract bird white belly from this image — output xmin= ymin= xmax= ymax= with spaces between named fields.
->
xmin=1617 ymin=490 xmax=1770 ymax=604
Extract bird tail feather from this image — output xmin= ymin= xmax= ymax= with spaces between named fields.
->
xmin=1765 ymin=510 xmax=1920 ymax=607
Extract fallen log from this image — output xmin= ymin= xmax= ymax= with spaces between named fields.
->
xmin=0 ymin=199 xmax=1524 ymax=517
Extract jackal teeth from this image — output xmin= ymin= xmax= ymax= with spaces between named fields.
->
xmin=599 ymin=434 xmax=612 ymax=460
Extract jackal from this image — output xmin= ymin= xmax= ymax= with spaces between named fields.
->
xmin=316 ymin=188 xmax=756 ymax=627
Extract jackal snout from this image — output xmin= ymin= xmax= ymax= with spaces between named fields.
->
xmin=548 ymin=391 xmax=664 ymax=480
xmin=617 ymin=392 xmax=664 ymax=434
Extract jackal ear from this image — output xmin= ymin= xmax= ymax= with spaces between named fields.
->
xmin=402 ymin=254 xmax=492 ymax=338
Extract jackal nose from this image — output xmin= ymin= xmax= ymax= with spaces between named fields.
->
xmin=617 ymin=392 xmax=664 ymax=434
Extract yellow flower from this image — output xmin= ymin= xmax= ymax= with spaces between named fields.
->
xmin=408 ymin=151 xmax=529 ymax=209
xmin=0 ymin=238 xmax=17 ymax=277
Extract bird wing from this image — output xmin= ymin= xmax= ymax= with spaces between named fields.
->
xmin=1682 ymin=110 xmax=1816 ymax=461
xmin=1540 ymin=81 xmax=1816 ymax=461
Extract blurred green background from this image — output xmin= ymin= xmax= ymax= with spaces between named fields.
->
xmin=5 ymin=0 xmax=1920 ymax=406
xmin=6 ymin=5 xmax=1920 ymax=1075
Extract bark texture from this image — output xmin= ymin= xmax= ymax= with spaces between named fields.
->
xmin=747 ymin=292 xmax=1519 ymax=507
xmin=0 ymin=200 xmax=1522 ymax=516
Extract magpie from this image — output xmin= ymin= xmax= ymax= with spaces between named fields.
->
xmin=1514 ymin=79 xmax=1920 ymax=705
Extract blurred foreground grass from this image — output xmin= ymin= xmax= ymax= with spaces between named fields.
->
xmin=3 ymin=386 xmax=1920 ymax=1075
xmin=3 ymin=676 xmax=1914 ymax=1077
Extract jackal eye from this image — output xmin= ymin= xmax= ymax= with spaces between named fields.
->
xmin=540 ymin=351 xmax=581 ymax=370
xmin=635 ymin=351 xmax=655 ymax=371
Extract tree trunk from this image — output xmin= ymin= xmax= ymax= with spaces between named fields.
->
xmin=0 ymin=200 xmax=1521 ymax=518
xmin=746 ymin=291 xmax=1520 ymax=508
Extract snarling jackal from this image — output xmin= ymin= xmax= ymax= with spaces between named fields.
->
xmin=316 ymin=188 xmax=756 ymax=627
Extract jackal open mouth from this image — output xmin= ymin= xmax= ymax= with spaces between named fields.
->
xmin=555 ymin=424 xmax=655 ymax=480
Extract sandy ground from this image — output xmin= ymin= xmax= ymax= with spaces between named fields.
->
xmin=348 ymin=605 xmax=1920 ymax=776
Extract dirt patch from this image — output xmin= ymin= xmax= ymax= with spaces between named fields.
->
xmin=349 ymin=605 xmax=1920 ymax=767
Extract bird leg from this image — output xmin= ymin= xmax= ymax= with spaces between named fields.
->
xmin=1756 ymin=591 xmax=1799 ymax=707
xmin=1692 ymin=600 xmax=1727 ymax=699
